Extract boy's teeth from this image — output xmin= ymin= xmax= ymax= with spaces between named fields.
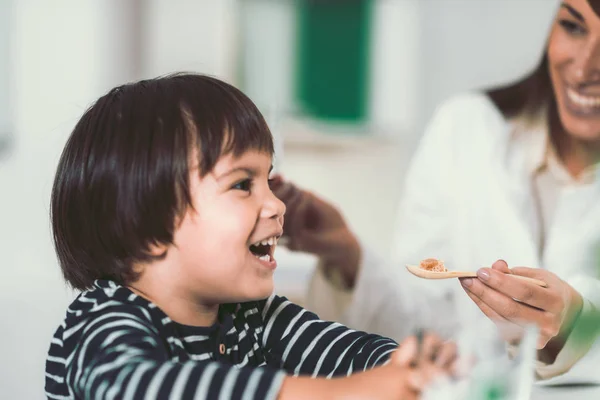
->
xmin=253 ymin=236 xmax=278 ymax=247
xmin=258 ymin=254 xmax=270 ymax=262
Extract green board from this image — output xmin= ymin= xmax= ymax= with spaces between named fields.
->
xmin=295 ymin=0 xmax=373 ymax=124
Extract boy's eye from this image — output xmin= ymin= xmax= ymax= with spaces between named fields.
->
xmin=559 ymin=19 xmax=586 ymax=36
xmin=232 ymin=179 xmax=252 ymax=192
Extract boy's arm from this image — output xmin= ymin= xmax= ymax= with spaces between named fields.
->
xmin=62 ymin=309 xmax=287 ymax=400
xmin=278 ymin=335 xmax=445 ymax=400
xmin=60 ymin=307 xmax=421 ymax=400
xmin=258 ymin=294 xmax=399 ymax=377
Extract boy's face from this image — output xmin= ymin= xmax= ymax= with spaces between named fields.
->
xmin=170 ymin=149 xmax=285 ymax=303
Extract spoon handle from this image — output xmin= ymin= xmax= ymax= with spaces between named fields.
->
xmin=508 ymin=274 xmax=548 ymax=288
xmin=457 ymin=271 xmax=547 ymax=287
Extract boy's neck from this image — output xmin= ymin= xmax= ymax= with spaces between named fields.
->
xmin=128 ymin=277 xmax=219 ymax=328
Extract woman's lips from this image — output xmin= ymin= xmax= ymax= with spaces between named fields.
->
xmin=563 ymin=85 xmax=600 ymax=117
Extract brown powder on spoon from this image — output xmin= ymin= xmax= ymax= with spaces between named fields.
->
xmin=419 ymin=258 xmax=447 ymax=272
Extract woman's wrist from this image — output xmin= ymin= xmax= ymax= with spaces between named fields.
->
xmin=538 ymin=287 xmax=583 ymax=364
xmin=322 ymin=231 xmax=362 ymax=288
xmin=561 ymin=287 xmax=584 ymax=340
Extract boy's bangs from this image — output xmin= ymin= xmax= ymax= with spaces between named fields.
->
xmin=181 ymin=88 xmax=274 ymax=176
xmin=219 ymin=117 xmax=274 ymax=161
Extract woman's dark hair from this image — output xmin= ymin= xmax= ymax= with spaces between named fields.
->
xmin=486 ymin=53 xmax=552 ymax=120
xmin=51 ymin=73 xmax=273 ymax=290
xmin=487 ymin=0 xmax=600 ymax=119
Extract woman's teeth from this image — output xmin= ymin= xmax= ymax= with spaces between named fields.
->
xmin=567 ymin=88 xmax=600 ymax=108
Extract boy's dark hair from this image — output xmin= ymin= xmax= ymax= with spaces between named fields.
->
xmin=51 ymin=73 xmax=274 ymax=290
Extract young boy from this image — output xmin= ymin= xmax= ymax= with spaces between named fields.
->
xmin=45 ymin=74 xmax=454 ymax=399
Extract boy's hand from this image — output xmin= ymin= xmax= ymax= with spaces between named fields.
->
xmin=333 ymin=333 xmax=457 ymax=399
xmin=278 ymin=333 xmax=457 ymax=399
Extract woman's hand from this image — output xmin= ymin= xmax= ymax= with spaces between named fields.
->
xmin=270 ymin=175 xmax=361 ymax=287
xmin=460 ymin=260 xmax=583 ymax=361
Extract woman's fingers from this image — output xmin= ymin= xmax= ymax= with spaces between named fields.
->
xmin=476 ymin=268 xmax=555 ymax=311
xmin=511 ymin=266 xmax=551 ymax=279
xmin=461 ymin=279 xmax=525 ymax=343
xmin=491 ymin=259 xmax=511 ymax=274
xmin=463 ymin=277 xmax=545 ymax=323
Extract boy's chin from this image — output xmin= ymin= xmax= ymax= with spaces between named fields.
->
xmin=248 ymin=281 xmax=275 ymax=300
xmin=229 ymin=280 xmax=274 ymax=303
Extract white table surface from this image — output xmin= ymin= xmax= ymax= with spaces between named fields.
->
xmin=532 ymin=385 xmax=600 ymax=399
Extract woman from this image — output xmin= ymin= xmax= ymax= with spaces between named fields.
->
xmin=274 ymin=0 xmax=600 ymax=384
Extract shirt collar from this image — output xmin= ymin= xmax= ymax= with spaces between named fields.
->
xmin=508 ymin=106 xmax=599 ymax=185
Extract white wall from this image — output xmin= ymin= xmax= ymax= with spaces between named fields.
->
xmin=141 ymin=0 xmax=237 ymax=81
xmin=0 ymin=1 xmax=139 ymax=397
xmin=239 ymin=0 xmax=297 ymax=116
xmin=0 ymin=0 xmax=11 ymax=154
xmin=0 ymin=1 xmax=247 ymax=397
xmin=369 ymin=0 xmax=420 ymax=134
xmin=415 ymin=0 xmax=558 ymax=131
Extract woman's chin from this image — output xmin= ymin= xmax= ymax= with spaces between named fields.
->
xmin=563 ymin=122 xmax=600 ymax=142
xmin=559 ymin=110 xmax=600 ymax=142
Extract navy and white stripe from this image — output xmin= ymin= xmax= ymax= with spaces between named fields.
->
xmin=46 ymin=280 xmax=398 ymax=399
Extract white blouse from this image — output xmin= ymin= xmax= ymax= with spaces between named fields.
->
xmin=305 ymin=93 xmax=600 ymax=384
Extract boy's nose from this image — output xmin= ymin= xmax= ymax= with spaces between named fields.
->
xmin=262 ymin=189 xmax=286 ymax=221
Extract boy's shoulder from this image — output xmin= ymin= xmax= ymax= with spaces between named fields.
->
xmin=46 ymin=281 xmax=165 ymax=397
xmin=57 ymin=280 xmax=161 ymax=340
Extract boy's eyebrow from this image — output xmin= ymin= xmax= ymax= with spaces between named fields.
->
xmin=217 ymin=165 xmax=273 ymax=180
xmin=561 ymin=3 xmax=584 ymax=23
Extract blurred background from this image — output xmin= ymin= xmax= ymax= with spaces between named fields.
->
xmin=0 ymin=0 xmax=558 ymax=397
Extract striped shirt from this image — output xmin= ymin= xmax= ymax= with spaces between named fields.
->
xmin=45 ymin=280 xmax=398 ymax=399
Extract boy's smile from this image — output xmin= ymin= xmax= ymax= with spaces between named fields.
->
xmin=154 ymin=149 xmax=286 ymax=308
xmin=248 ymin=233 xmax=281 ymax=270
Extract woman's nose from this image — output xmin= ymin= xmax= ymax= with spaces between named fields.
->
xmin=573 ymin=37 xmax=600 ymax=82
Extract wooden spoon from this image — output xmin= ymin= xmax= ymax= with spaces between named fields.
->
xmin=405 ymin=265 xmax=548 ymax=287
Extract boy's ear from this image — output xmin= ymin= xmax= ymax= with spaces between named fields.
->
xmin=148 ymin=241 xmax=169 ymax=258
